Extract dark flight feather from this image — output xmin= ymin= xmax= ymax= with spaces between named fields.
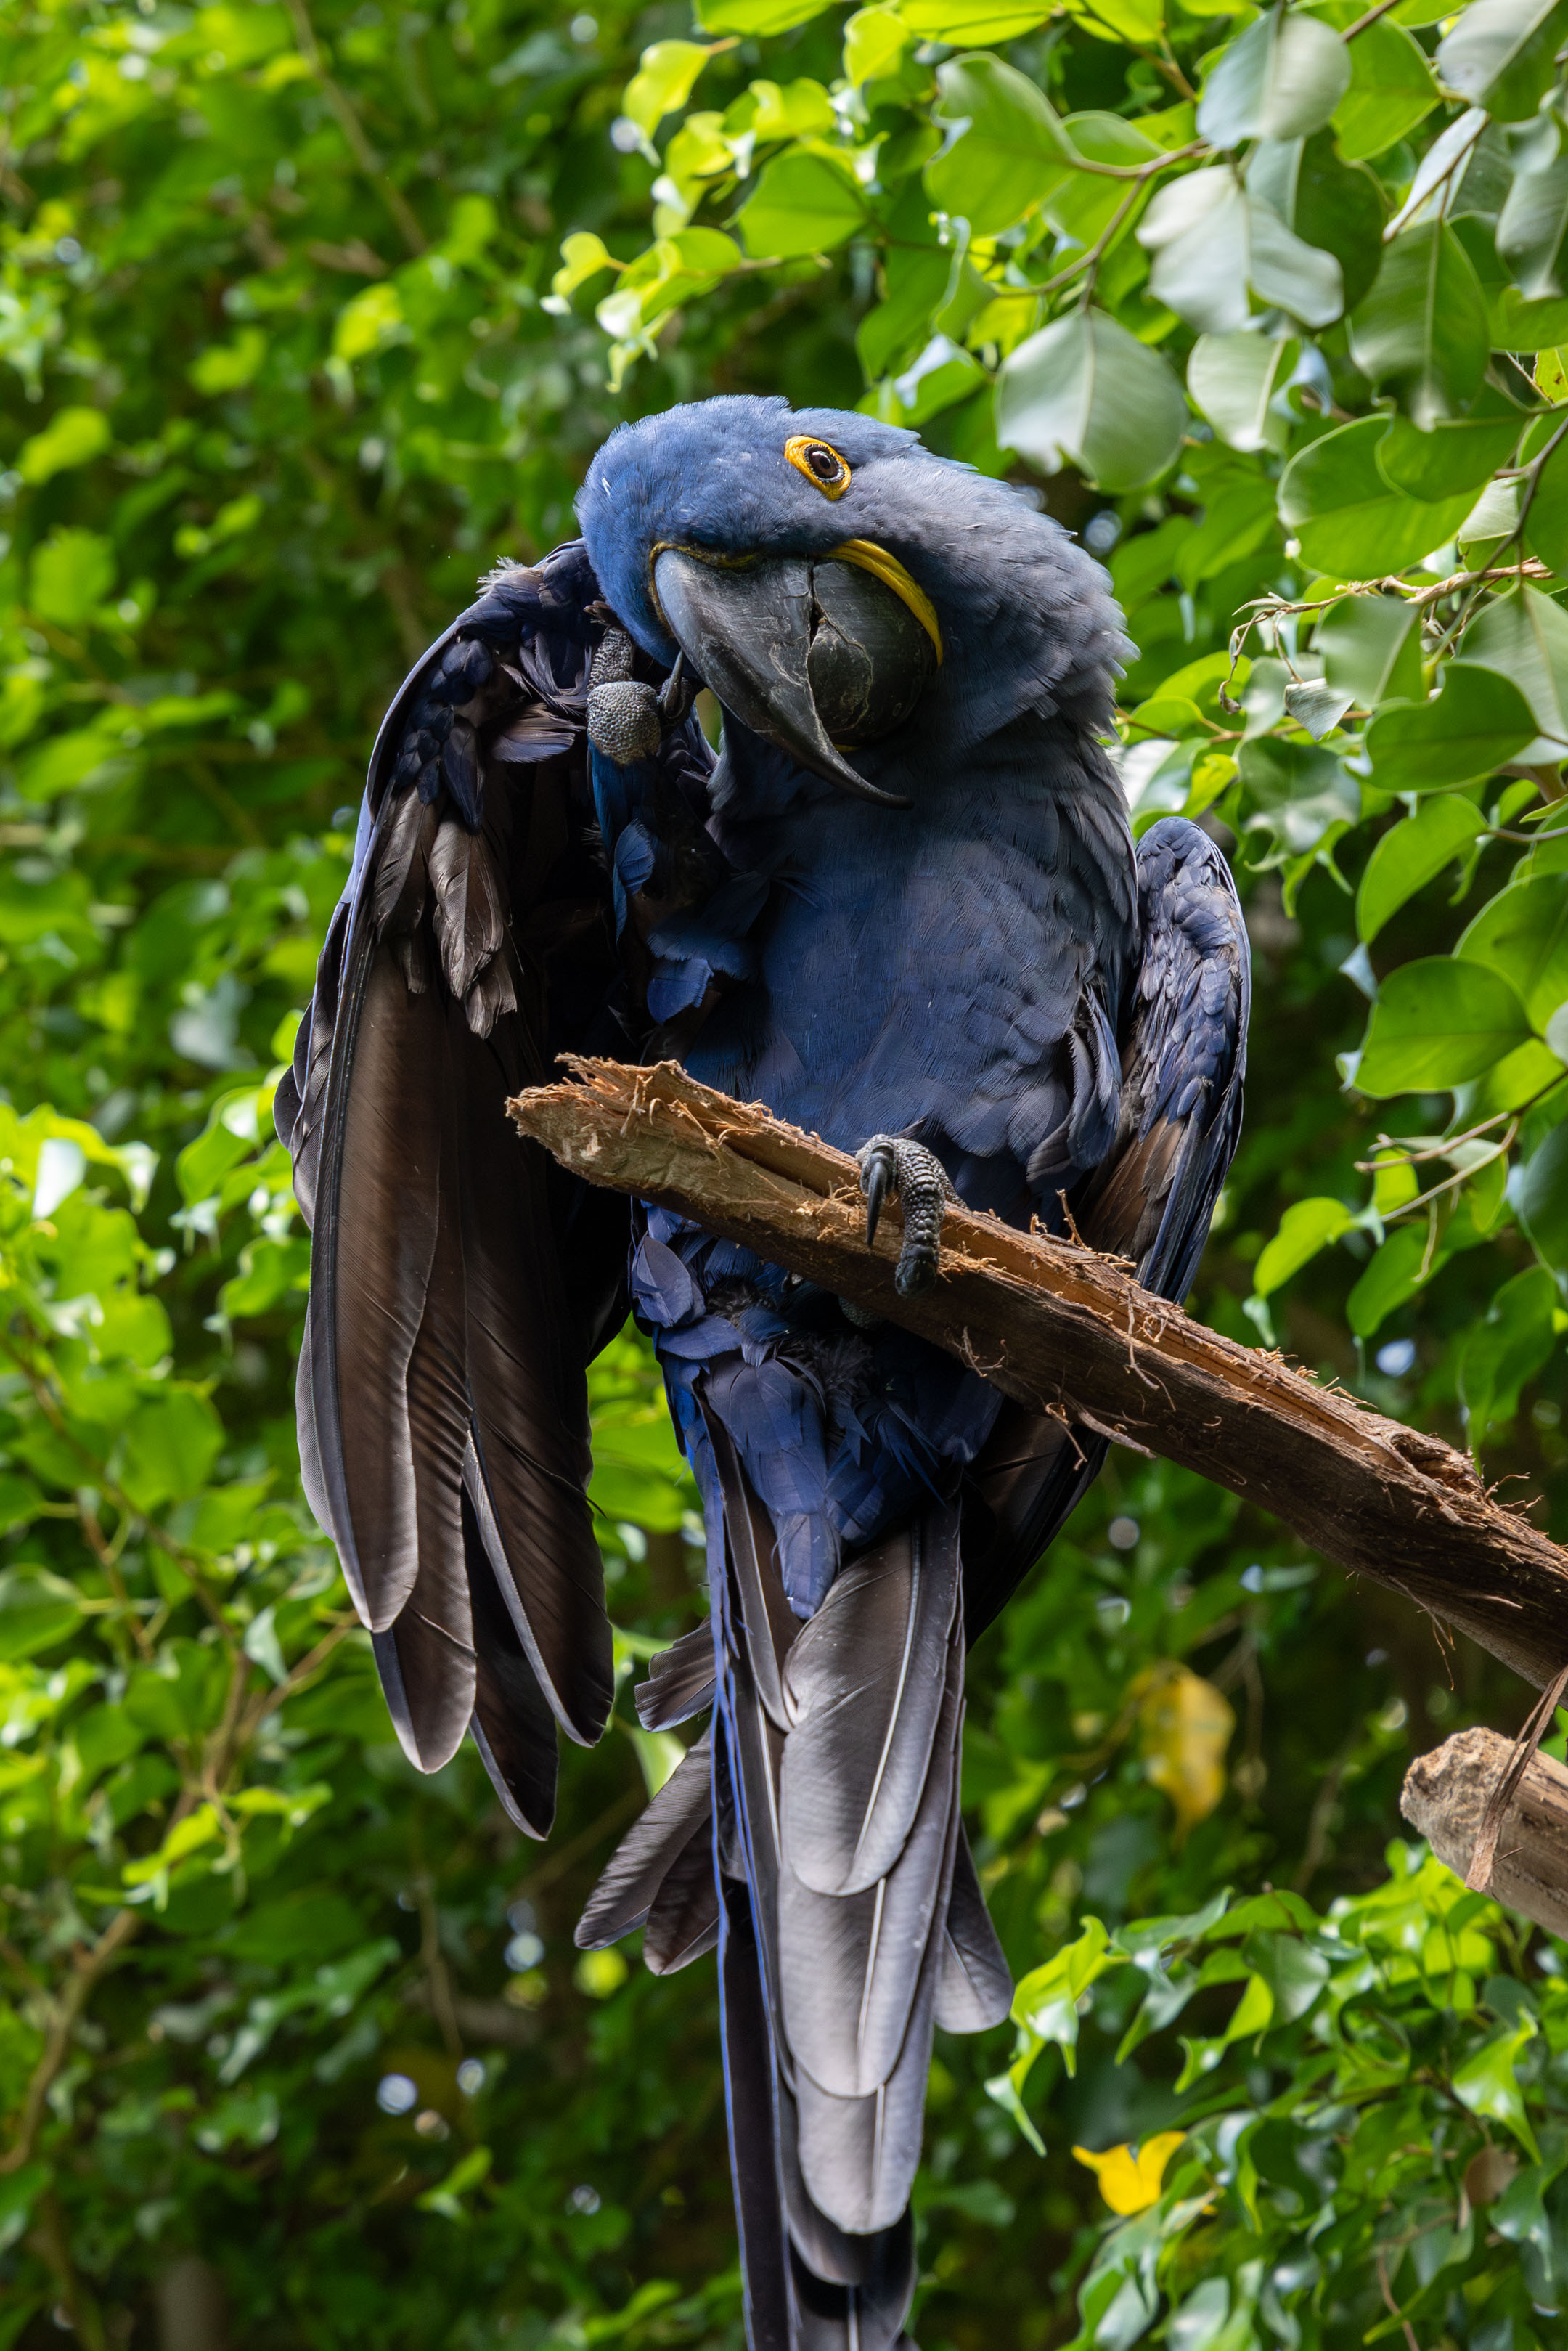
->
xmin=643 ymin=1814 xmax=721 ymax=1973
xmin=636 ymin=1624 xmax=717 ymax=1730
xmin=576 ymin=1728 xmax=713 ymax=1950
xmin=792 ymin=1727 xmax=960 ymax=2234
xmin=779 ymin=1589 xmax=962 ymax=2104
xmin=934 ymin=1825 xmax=1012 ymax=2034
xmin=465 ymin=1485 xmax=559 ymax=1839
xmin=780 ymin=1510 xmax=957 ymax=1896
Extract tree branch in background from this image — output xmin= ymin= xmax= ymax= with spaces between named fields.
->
xmin=1403 ymin=1729 xmax=1568 ymax=1939
xmin=510 ymin=1059 xmax=1568 ymax=1693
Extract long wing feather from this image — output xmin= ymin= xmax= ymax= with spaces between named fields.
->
xmin=934 ymin=1823 xmax=1013 ymax=2034
xmin=962 ymin=816 xmax=1249 ymax=1639
xmin=465 ymin=1485 xmax=559 ymax=1839
xmin=779 ymin=1594 xmax=962 ymax=2103
xmin=636 ymin=1624 xmax=716 ymax=1731
xmin=780 ymin=1514 xmax=957 ymax=1896
xmin=575 ymin=1727 xmax=714 ymax=1950
xmin=792 ymin=1724 xmax=960 ymax=2234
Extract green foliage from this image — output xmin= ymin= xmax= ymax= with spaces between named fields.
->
xmin=0 ymin=0 xmax=1566 ymax=2344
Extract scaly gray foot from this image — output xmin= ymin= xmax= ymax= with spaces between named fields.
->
xmin=857 ymin=1135 xmax=957 ymax=1298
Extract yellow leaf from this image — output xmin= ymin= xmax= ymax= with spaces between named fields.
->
xmin=1132 ymin=1661 xmax=1233 ymax=1839
xmin=1073 ymin=2132 xmax=1185 ymax=2214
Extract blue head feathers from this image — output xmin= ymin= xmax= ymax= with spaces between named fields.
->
xmin=576 ymin=394 xmax=1130 ymax=803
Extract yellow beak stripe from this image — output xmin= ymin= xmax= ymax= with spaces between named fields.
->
xmin=828 ymin=540 xmax=944 ymax=667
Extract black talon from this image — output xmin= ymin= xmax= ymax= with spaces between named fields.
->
xmin=657 ymin=650 xmax=694 ymax=724
xmin=862 ymin=1144 xmax=892 ymax=1247
xmin=856 ymin=1134 xmax=957 ymax=1300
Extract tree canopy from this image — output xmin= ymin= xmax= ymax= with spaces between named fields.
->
xmin=0 ymin=0 xmax=1565 ymax=2344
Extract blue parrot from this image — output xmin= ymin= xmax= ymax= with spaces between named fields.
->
xmin=277 ymin=396 xmax=1249 ymax=2351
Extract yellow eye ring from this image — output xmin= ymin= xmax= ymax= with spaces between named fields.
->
xmin=785 ymin=435 xmax=851 ymax=500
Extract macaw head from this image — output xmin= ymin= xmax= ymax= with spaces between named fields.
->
xmin=576 ymin=395 xmax=1128 ymax=811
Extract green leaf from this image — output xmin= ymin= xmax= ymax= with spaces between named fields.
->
xmin=1453 ymin=2018 xmax=1540 ymax=2156
xmin=995 ymin=307 xmax=1185 ymax=492
xmin=1499 ymin=152 xmax=1568 ymax=302
xmin=1435 ymin=0 xmax=1568 ymax=123
xmin=1365 ymin=663 xmax=1537 ymax=793
xmin=551 ymin=231 xmax=616 ymax=305
xmin=1331 ymin=18 xmax=1438 ymax=160
xmin=118 ymin=1385 xmax=226 ymax=1512
xmin=0 ymin=1569 xmax=83 ymax=1663
xmin=926 ymin=55 xmax=1074 ymax=234
xmin=1357 ymin=957 xmax=1534 ymax=1095
xmin=844 ymin=7 xmax=910 ymax=83
xmin=622 ymin=41 xmax=715 ymax=138
xmin=1318 ymin=591 xmax=1422 ymax=706
xmin=1242 ymin=1929 xmax=1329 ymax=2023
xmin=1238 ymin=735 xmax=1360 ymax=857
xmin=1187 ymin=333 xmax=1297 ymax=453
xmin=1012 ymin=1915 xmax=1115 ymax=2074
xmin=736 ymin=145 xmax=866 ymax=256
xmin=1489 ymin=282 xmax=1568 ymax=348
xmin=1042 ymin=110 xmax=1159 ymax=247
xmin=1461 ymin=1265 xmax=1559 ymax=1442
xmin=1139 ymin=171 xmax=1342 ymax=333
xmin=188 ymin=327 xmax=266 ymax=396
xmin=1523 ymin=430 xmax=1568 ymax=573
xmin=1347 ymin=1223 xmax=1438 ymax=1335
xmin=1356 ymin=794 xmax=1485 ymax=942
xmin=1376 ymin=410 xmax=1522 ymax=503
xmin=1278 ymin=416 xmax=1476 ymax=575
xmin=897 ymin=0 xmax=1053 ymax=36
xmin=1511 ymin=1111 xmax=1568 ymax=1273
xmin=695 ymin=0 xmax=830 ymax=30
xmin=1349 ymin=222 xmax=1490 ymax=426
xmin=1196 ymin=9 xmax=1352 ymax=146
xmin=1458 ymin=873 xmax=1568 ymax=1027
xmin=1253 ymin=1196 xmax=1357 ymax=1295
xmin=30 ymin=529 xmax=116 ymax=629
xmin=1249 ymin=129 xmax=1385 ymax=311
xmin=17 ymin=405 xmax=111 ymax=486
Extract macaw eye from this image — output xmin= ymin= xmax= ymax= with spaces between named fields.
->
xmin=785 ymin=435 xmax=851 ymax=500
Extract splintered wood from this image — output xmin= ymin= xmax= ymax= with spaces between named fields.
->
xmin=508 ymin=1059 xmax=1568 ymax=1695
xmin=1403 ymin=1730 xmax=1568 ymax=1938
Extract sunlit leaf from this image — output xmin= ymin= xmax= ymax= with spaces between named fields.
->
xmin=1365 ymin=663 xmax=1537 ymax=793
xmin=996 ymin=306 xmax=1185 ymax=491
xmin=1349 ymin=222 xmax=1490 ymax=426
xmin=1195 ymin=9 xmax=1351 ymax=147
xmin=1357 ymin=957 xmax=1534 ymax=1095
xmin=926 ymin=54 xmax=1074 ymax=234
xmin=1356 ymin=794 xmax=1485 ymax=943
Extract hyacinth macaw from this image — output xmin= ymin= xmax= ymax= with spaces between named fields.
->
xmin=278 ymin=396 xmax=1249 ymax=2351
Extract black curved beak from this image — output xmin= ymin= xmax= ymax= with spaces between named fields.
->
xmin=652 ymin=547 xmax=913 ymax=810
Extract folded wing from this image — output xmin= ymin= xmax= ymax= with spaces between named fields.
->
xmin=278 ymin=546 xmax=714 ymax=1833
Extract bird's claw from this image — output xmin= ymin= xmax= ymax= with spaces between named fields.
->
xmin=657 ymin=651 xmax=695 ymax=725
xmin=856 ymin=1136 xmax=957 ymax=1299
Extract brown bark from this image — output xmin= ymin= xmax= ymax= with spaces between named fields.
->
xmin=1402 ymin=1729 xmax=1568 ymax=1937
xmin=509 ymin=1058 xmax=1568 ymax=1692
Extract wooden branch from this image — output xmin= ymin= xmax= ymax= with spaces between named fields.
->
xmin=1402 ymin=1729 xmax=1568 ymax=1937
xmin=509 ymin=1060 xmax=1568 ymax=1692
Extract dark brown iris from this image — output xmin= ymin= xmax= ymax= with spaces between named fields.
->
xmin=805 ymin=445 xmax=844 ymax=485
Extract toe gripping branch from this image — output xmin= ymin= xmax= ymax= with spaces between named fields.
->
xmin=857 ymin=1136 xmax=958 ymax=1300
xmin=587 ymin=625 xmax=694 ymax=765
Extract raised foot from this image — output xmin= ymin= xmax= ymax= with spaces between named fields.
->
xmin=857 ymin=1135 xmax=957 ymax=1299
